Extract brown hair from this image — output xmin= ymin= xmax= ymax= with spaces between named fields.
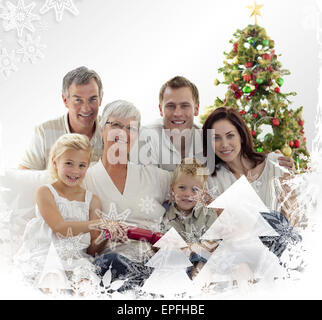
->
xmin=202 ymin=107 xmax=266 ymax=176
xmin=159 ymin=76 xmax=200 ymax=106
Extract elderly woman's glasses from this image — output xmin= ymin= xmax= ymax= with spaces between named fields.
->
xmin=105 ymin=121 xmax=138 ymax=133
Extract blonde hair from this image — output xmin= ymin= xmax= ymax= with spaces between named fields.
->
xmin=48 ymin=133 xmax=93 ymax=181
xmin=171 ymin=158 xmax=209 ymax=187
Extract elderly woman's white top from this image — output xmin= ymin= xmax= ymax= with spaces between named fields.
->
xmin=84 ymin=159 xmax=172 ymax=263
xmin=207 ymin=153 xmax=285 ymax=212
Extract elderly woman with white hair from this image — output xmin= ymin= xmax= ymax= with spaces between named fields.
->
xmin=84 ymin=100 xmax=171 ymax=291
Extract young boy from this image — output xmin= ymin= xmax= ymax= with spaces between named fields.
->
xmin=161 ymin=158 xmax=219 ymax=278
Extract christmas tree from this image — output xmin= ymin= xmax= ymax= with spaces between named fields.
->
xmin=141 ymin=228 xmax=193 ymax=296
xmin=37 ymin=242 xmax=71 ymax=291
xmin=200 ymin=3 xmax=310 ymax=171
xmin=193 ymin=176 xmax=285 ymax=289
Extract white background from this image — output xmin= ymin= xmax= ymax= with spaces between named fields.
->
xmin=0 ymin=0 xmax=319 ymax=168
xmin=1 ymin=0 xmax=322 ymax=299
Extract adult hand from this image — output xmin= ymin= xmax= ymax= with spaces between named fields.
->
xmin=275 ymin=150 xmax=295 ymax=172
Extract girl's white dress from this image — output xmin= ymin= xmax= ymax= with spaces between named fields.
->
xmin=14 ymin=184 xmax=97 ymax=288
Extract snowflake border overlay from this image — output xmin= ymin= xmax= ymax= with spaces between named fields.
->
xmin=39 ymin=0 xmax=79 ymax=22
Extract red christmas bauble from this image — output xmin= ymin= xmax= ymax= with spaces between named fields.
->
xmin=289 ymin=141 xmax=294 ymax=148
xmin=240 ymin=110 xmax=246 ymax=115
xmin=260 ymin=109 xmax=267 ymax=116
xmin=245 ymin=62 xmax=253 ymax=68
xmin=252 ymin=113 xmax=258 ymax=118
xmin=233 ymin=42 xmax=238 ymax=53
xmin=235 ymin=91 xmax=242 ymax=99
xmin=274 ymin=87 xmax=281 ymax=93
xmin=243 ymin=74 xmax=252 ymax=82
xmin=262 ymin=53 xmax=271 ymax=61
xmin=251 ymin=130 xmax=256 ymax=137
xmin=294 ymin=140 xmax=301 ymax=148
xmin=298 ymin=120 xmax=304 ymax=126
xmin=300 ymin=129 xmax=305 ymax=135
xmin=230 ymin=83 xmax=239 ymax=92
xmin=272 ymin=118 xmax=280 ymax=126
xmin=267 ymin=66 xmax=274 ymax=73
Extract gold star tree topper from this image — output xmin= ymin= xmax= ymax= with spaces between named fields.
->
xmin=246 ymin=0 xmax=264 ymax=25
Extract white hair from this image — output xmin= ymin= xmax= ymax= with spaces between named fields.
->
xmin=99 ymin=100 xmax=141 ymax=130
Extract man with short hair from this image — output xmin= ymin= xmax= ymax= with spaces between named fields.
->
xmin=131 ymin=75 xmax=294 ymax=172
xmin=130 ymin=76 xmax=203 ymax=171
xmin=19 ymin=66 xmax=104 ymax=170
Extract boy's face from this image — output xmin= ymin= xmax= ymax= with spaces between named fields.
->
xmin=171 ymin=173 xmax=204 ymax=214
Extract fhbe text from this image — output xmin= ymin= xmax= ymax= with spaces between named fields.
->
xmin=161 ymin=304 xmax=205 ymax=315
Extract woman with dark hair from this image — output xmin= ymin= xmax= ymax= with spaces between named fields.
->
xmin=202 ymin=107 xmax=301 ymax=257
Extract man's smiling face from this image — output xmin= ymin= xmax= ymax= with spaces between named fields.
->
xmin=63 ymin=78 xmax=102 ymax=132
xmin=159 ymin=86 xmax=199 ymax=132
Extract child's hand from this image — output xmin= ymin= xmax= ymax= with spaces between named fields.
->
xmin=104 ymin=221 xmax=128 ymax=242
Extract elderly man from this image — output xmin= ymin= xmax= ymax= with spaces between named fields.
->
xmin=19 ymin=66 xmax=104 ymax=170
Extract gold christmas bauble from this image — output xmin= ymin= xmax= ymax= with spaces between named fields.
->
xmin=281 ymin=145 xmax=292 ymax=157
xmin=298 ymin=111 xmax=303 ymax=120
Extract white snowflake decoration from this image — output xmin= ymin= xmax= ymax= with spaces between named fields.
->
xmin=0 ymin=0 xmax=40 ymax=37
xmin=91 ymin=203 xmax=131 ymax=246
xmin=96 ymin=202 xmax=131 ymax=223
xmin=207 ymin=185 xmax=220 ymax=200
xmin=180 ymin=224 xmax=205 ymax=244
xmin=0 ymin=47 xmax=18 ymax=78
xmin=39 ymin=0 xmax=79 ymax=22
xmin=138 ymin=196 xmax=156 ymax=215
xmin=16 ymin=33 xmax=45 ymax=63
xmin=55 ymin=227 xmax=86 ymax=266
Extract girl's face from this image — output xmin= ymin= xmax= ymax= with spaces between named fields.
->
xmin=171 ymin=173 xmax=204 ymax=214
xmin=211 ymin=119 xmax=242 ymax=164
xmin=54 ymin=148 xmax=90 ymax=187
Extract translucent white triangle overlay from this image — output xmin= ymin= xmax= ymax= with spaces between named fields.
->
xmin=152 ymin=227 xmax=188 ymax=248
xmin=204 ymin=176 xmax=279 ymax=239
xmin=145 ymin=248 xmax=192 ymax=269
xmin=37 ymin=242 xmax=71 ymax=290
xmin=142 ymin=269 xmax=194 ymax=296
xmin=193 ymin=238 xmax=285 ymax=286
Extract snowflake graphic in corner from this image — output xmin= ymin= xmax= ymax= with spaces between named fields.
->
xmin=39 ymin=0 xmax=79 ymax=22
xmin=139 ymin=196 xmax=156 ymax=215
xmin=16 ymin=33 xmax=46 ymax=63
xmin=55 ymin=227 xmax=87 ymax=266
xmin=0 ymin=47 xmax=18 ymax=78
xmin=0 ymin=0 xmax=40 ymax=37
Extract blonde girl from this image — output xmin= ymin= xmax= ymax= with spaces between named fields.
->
xmin=14 ymin=134 xmax=125 ymax=292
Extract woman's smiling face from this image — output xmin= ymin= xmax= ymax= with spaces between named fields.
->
xmin=211 ymin=119 xmax=242 ymax=164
